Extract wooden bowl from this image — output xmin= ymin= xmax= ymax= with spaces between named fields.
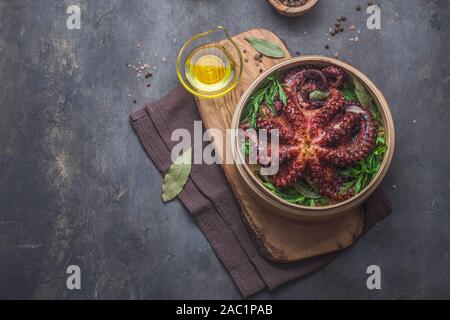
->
xmin=267 ymin=0 xmax=319 ymax=17
xmin=231 ymin=56 xmax=395 ymax=222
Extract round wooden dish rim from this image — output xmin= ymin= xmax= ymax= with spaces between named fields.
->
xmin=231 ymin=56 xmax=395 ymax=220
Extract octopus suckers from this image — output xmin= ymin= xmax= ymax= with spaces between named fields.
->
xmin=241 ymin=65 xmax=379 ymax=203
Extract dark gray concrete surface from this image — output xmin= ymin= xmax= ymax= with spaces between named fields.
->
xmin=0 ymin=0 xmax=449 ymax=300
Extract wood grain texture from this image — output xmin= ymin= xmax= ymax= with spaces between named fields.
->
xmin=195 ymin=29 xmax=364 ymax=263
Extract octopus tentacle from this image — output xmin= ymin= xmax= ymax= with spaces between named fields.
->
xmin=278 ymin=145 xmax=302 ymax=163
xmin=272 ymin=145 xmax=302 ymax=164
xmin=322 ymin=66 xmax=346 ymax=88
xmin=299 ymin=70 xmax=328 ymax=89
xmin=297 ymin=82 xmax=326 ymax=110
xmin=284 ymin=68 xmax=329 ymax=110
xmin=283 ymin=66 xmax=318 ymax=85
xmin=271 ymin=155 xmax=308 ymax=188
xmin=257 ymin=143 xmax=301 ymax=166
xmin=311 ymin=88 xmax=345 ymax=131
xmin=315 ymin=112 xmax=360 ymax=147
xmin=297 ymin=70 xmax=329 ymax=110
xmin=284 ymin=86 xmax=306 ymax=130
xmin=317 ymin=105 xmax=378 ymax=167
xmin=308 ymin=158 xmax=353 ymax=201
xmin=283 ymin=68 xmax=306 ymax=87
xmin=257 ymin=105 xmax=297 ymax=141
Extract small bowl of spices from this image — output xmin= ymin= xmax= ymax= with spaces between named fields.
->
xmin=267 ymin=0 xmax=319 ymax=17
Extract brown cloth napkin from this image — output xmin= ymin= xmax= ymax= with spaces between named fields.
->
xmin=130 ymin=86 xmax=392 ymax=298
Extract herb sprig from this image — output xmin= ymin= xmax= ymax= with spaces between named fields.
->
xmin=338 ymin=77 xmax=387 ymax=195
xmin=339 ymin=129 xmax=387 ymax=194
xmin=240 ymin=74 xmax=287 ymax=129
xmin=257 ymin=173 xmax=329 ymax=207
xmin=240 ymin=140 xmax=252 ymax=156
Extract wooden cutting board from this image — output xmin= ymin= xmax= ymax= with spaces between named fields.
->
xmin=195 ymin=29 xmax=364 ymax=263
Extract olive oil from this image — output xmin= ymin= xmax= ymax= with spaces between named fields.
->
xmin=185 ymin=46 xmax=234 ymax=93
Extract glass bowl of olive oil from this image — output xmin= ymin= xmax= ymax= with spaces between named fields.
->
xmin=176 ymin=26 xmax=243 ymax=99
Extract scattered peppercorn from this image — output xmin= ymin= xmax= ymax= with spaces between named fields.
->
xmin=133 ymin=100 xmax=137 ymax=104
xmin=356 ymin=5 xmax=361 ymax=11
xmin=325 ymin=45 xmax=330 ymax=50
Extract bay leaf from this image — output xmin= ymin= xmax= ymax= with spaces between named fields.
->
xmin=162 ymin=147 xmax=192 ymax=202
xmin=309 ymin=90 xmax=330 ymax=101
xmin=353 ymin=77 xmax=374 ymax=109
xmin=245 ymin=37 xmax=285 ymax=58
xmin=294 ymin=181 xmax=322 ymax=199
